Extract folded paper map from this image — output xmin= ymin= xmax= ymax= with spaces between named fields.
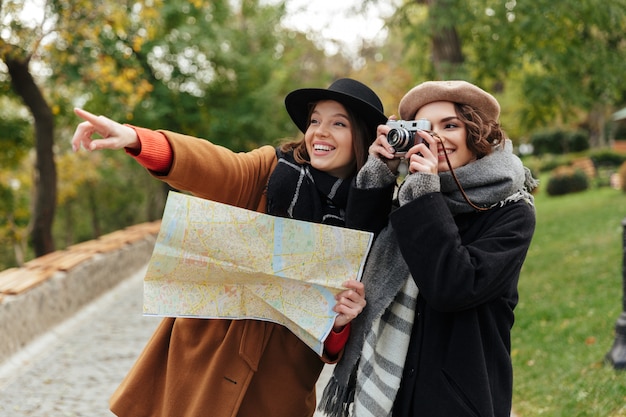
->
xmin=143 ymin=191 xmax=374 ymax=355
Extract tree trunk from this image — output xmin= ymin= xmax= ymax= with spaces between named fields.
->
xmin=431 ymin=27 xmax=464 ymax=77
xmin=6 ymin=54 xmax=57 ymax=257
xmin=588 ymin=104 xmax=607 ymax=149
xmin=424 ymin=0 xmax=465 ymax=78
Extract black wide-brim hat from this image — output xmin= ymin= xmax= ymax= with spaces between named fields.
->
xmin=285 ymin=78 xmax=387 ymax=136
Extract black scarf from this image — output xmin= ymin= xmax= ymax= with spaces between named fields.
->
xmin=266 ymin=149 xmax=351 ymax=226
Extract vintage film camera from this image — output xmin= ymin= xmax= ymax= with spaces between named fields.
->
xmin=386 ymin=119 xmax=432 ymax=153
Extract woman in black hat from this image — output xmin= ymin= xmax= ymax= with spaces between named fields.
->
xmin=71 ymin=78 xmax=387 ymax=417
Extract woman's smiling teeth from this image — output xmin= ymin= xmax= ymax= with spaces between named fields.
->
xmin=314 ymin=144 xmax=335 ymax=152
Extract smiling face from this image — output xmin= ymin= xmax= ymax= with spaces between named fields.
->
xmin=304 ymin=100 xmax=356 ymax=179
xmin=414 ymin=101 xmax=477 ymax=172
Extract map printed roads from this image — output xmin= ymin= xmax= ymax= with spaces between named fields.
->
xmin=143 ymin=192 xmax=373 ymax=354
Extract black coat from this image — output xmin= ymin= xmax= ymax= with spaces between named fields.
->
xmin=348 ymin=187 xmax=536 ymax=417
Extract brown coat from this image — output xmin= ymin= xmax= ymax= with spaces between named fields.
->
xmin=110 ymin=131 xmax=330 ymax=417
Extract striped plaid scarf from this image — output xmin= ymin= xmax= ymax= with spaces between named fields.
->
xmin=353 ymin=276 xmax=418 ymax=416
xmin=318 ymin=225 xmax=415 ymax=417
xmin=318 ymin=140 xmax=537 ymax=417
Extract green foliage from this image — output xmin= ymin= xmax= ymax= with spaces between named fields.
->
xmin=385 ymin=0 xmax=626 ymax=146
xmin=0 ymin=0 xmax=352 ymax=267
xmin=523 ymin=149 xmax=626 ymax=178
xmin=0 ymin=154 xmax=33 ymax=269
xmin=521 ymin=154 xmax=569 ymax=177
xmin=0 ymin=95 xmax=34 ymax=267
xmin=472 ymin=0 xmax=626 ymax=126
xmin=569 ymin=131 xmax=591 ymax=153
xmin=513 ymin=186 xmax=626 ymax=416
xmin=589 ymin=149 xmax=626 ymax=168
xmin=48 ymin=0 xmax=336 ymax=152
xmin=0 ymin=97 xmax=32 ymax=168
xmin=3 ymin=0 xmax=352 ymax=263
xmin=546 ymin=167 xmax=589 ymax=196
xmin=614 ymin=121 xmax=626 ymax=140
xmin=531 ymin=129 xmax=590 ymax=155
xmin=52 ymin=150 xmax=166 ymax=248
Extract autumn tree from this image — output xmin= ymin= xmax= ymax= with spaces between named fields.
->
xmin=0 ymin=1 xmax=57 ymax=257
xmin=46 ymin=0 xmax=339 ymax=242
xmin=49 ymin=0 xmax=336 ymax=149
xmin=0 ymin=98 xmax=33 ymax=267
xmin=377 ymin=0 xmax=626 ymax=144
xmin=0 ymin=0 xmax=357 ymax=263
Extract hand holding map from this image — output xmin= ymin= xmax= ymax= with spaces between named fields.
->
xmin=143 ymin=192 xmax=373 ymax=355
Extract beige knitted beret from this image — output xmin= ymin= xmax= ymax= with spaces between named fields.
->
xmin=398 ymin=80 xmax=500 ymax=122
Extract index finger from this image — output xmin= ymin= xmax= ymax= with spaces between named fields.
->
xmin=421 ymin=130 xmax=441 ymax=149
xmin=74 ymin=108 xmax=106 ymax=128
xmin=376 ymin=123 xmax=391 ymax=137
xmin=342 ymin=280 xmax=364 ymax=295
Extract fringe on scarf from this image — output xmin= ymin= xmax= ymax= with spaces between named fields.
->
xmin=317 ymin=374 xmax=355 ymax=417
xmin=524 ymin=166 xmax=539 ymax=191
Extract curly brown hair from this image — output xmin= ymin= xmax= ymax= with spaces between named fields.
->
xmin=454 ymin=103 xmax=506 ymax=159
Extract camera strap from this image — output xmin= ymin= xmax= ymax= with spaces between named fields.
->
xmin=434 ymin=133 xmax=491 ymax=212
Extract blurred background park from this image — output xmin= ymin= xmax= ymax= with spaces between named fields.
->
xmin=1 ymin=0 xmax=626 ymax=415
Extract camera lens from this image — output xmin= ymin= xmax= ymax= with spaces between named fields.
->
xmin=388 ymin=128 xmax=414 ymax=152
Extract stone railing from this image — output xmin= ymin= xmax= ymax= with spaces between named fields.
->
xmin=0 ymin=221 xmax=161 ymax=364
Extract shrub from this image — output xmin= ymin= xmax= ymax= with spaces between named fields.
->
xmin=568 ymin=130 xmax=589 ymax=152
xmin=530 ymin=129 xmax=590 ymax=155
xmin=586 ymin=150 xmax=626 ymax=189
xmin=521 ymin=154 xmax=574 ymax=175
xmin=614 ymin=120 xmax=626 ymax=140
xmin=531 ymin=131 xmax=564 ymax=155
xmin=546 ymin=166 xmax=589 ymax=196
xmin=589 ymin=149 xmax=626 ymax=167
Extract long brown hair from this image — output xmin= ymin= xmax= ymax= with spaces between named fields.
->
xmin=278 ymin=101 xmax=372 ymax=174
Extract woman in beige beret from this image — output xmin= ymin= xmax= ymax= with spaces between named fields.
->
xmin=320 ymin=80 xmax=537 ymax=417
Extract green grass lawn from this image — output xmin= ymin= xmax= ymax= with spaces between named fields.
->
xmin=512 ymin=185 xmax=626 ymax=416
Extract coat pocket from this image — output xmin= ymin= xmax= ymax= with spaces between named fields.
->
xmin=239 ymin=320 xmax=274 ymax=371
xmin=441 ymin=368 xmax=482 ymax=417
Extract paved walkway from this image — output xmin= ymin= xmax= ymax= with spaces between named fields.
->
xmin=0 ymin=266 xmax=158 ymax=416
xmin=0 ymin=266 xmax=333 ymax=417
xmin=0 ymin=266 xmax=517 ymax=417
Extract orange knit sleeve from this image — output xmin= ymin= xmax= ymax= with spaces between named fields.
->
xmin=124 ymin=125 xmax=173 ymax=173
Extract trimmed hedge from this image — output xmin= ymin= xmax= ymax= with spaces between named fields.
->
xmin=531 ymin=129 xmax=590 ymax=155
xmin=546 ymin=167 xmax=589 ymax=196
